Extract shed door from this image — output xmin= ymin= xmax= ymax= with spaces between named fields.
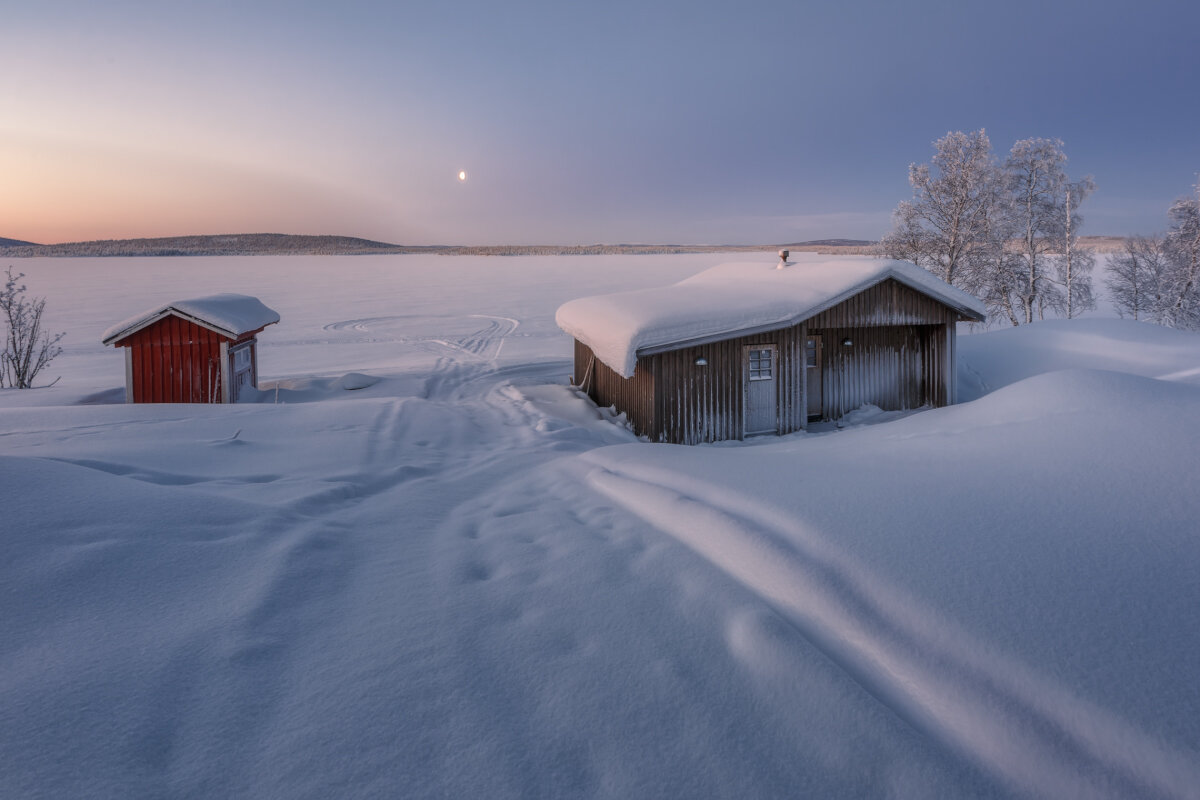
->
xmin=806 ymin=335 xmax=823 ymax=419
xmin=229 ymin=341 xmax=254 ymax=403
xmin=744 ymin=345 xmax=778 ymax=436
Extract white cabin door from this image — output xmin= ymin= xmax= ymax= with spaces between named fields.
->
xmin=744 ymin=345 xmax=778 ymax=436
xmin=228 ymin=342 xmax=254 ymax=403
xmin=806 ymin=335 xmax=823 ymax=419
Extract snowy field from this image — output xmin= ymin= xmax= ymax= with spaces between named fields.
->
xmin=2 ymin=254 xmax=1199 ymax=799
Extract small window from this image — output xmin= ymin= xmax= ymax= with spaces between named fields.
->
xmin=231 ymin=343 xmax=253 ymax=373
xmin=805 ymin=340 xmax=817 ymax=368
xmin=749 ymin=348 xmax=773 ymax=380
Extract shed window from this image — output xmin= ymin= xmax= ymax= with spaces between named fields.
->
xmin=232 ymin=343 xmax=252 ymax=372
xmin=805 ymin=340 xmax=818 ymax=368
xmin=748 ymin=348 xmax=773 ymax=380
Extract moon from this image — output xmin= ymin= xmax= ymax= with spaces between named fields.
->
xmin=458 ymin=170 xmax=467 ymax=182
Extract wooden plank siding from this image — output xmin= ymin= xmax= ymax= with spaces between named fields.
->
xmin=572 ymin=277 xmax=971 ymax=444
xmin=121 ymin=317 xmax=228 ymax=403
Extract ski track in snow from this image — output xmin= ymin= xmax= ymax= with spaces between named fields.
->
xmin=8 ymin=355 xmax=1196 ymax=798
xmin=584 ymin=463 xmax=1200 ymax=800
xmin=318 ymin=314 xmax=518 ymax=361
xmin=1 ymin=356 xmax=619 ymax=796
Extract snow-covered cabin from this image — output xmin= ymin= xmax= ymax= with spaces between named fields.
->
xmin=556 ymin=258 xmax=987 ymax=444
xmin=102 ymin=294 xmax=280 ymax=403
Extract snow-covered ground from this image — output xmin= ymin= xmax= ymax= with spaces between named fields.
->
xmin=2 ymin=254 xmax=1199 ymax=799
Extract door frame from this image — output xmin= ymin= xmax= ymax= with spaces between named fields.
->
xmin=805 ymin=334 xmax=823 ymax=421
xmin=743 ymin=343 xmax=779 ymax=436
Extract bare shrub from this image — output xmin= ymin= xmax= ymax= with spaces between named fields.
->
xmin=1 ymin=267 xmax=65 ymax=388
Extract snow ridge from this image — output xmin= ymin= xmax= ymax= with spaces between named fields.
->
xmin=585 ymin=462 xmax=1200 ymax=800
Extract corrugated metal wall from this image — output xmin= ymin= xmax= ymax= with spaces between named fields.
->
xmin=814 ymin=325 xmax=946 ymax=419
xmin=806 ymin=278 xmax=961 ymax=328
xmin=647 ymin=328 xmax=806 ymax=445
xmin=575 ymin=339 xmax=656 ymax=435
xmin=575 ymin=331 xmax=805 ymax=444
xmin=807 ymin=279 xmax=958 ymax=420
xmin=572 ymin=278 xmax=966 ymax=444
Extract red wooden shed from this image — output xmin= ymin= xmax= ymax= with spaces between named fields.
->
xmin=102 ymin=294 xmax=280 ymax=403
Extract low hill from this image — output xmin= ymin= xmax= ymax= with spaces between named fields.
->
xmin=0 ymin=233 xmax=879 ymax=258
xmin=0 ymin=233 xmax=1128 ymax=258
xmin=0 ymin=233 xmax=405 ymax=257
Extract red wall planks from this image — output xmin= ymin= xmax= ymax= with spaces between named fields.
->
xmin=121 ymin=317 xmax=228 ymax=403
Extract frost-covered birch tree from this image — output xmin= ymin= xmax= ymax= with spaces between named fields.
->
xmin=1161 ymin=183 xmax=1200 ymax=329
xmin=885 ymin=132 xmax=1100 ymax=325
xmin=1106 ymin=235 xmax=1168 ymax=322
xmin=1105 ymin=182 xmax=1200 ymax=329
xmin=1004 ymin=138 xmax=1072 ymax=323
xmin=1050 ymin=177 xmax=1097 ymax=319
xmin=881 ymin=130 xmax=1003 ymax=294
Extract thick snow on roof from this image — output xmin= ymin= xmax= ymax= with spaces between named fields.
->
xmin=556 ymin=258 xmax=987 ymax=377
xmin=102 ymin=293 xmax=280 ymax=344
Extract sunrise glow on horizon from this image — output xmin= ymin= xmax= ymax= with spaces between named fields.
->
xmin=3 ymin=0 xmax=1198 ymax=246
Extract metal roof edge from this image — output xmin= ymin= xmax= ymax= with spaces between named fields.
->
xmin=635 ymin=267 xmax=985 ymax=357
xmin=637 ymin=319 xmax=799 ymax=356
xmin=882 ymin=266 xmax=988 ymax=322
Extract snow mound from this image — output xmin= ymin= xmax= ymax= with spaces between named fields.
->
xmin=581 ymin=366 xmax=1200 ymax=799
xmin=950 ymin=367 xmax=1200 ymax=428
xmin=556 ymin=258 xmax=985 ymax=377
xmin=338 ymin=372 xmax=379 ymax=390
xmin=834 ymin=403 xmax=924 ymax=428
xmin=959 ymin=318 xmax=1200 ymax=400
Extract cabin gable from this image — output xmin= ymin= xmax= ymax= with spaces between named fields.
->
xmin=806 ymin=277 xmax=963 ymax=328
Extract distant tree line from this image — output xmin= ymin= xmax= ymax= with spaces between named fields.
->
xmin=0 ymin=234 xmax=878 ymax=259
xmin=883 ymin=129 xmax=1200 ymax=330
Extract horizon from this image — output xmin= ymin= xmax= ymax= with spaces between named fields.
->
xmin=2 ymin=231 xmax=880 ymax=249
xmin=3 ymin=1 xmax=1198 ymax=245
xmin=0 ymin=231 xmax=1134 ymax=250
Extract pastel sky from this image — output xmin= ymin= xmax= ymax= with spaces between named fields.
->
xmin=2 ymin=0 xmax=1198 ymax=245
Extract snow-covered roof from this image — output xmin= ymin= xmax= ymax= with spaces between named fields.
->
xmin=556 ymin=258 xmax=987 ymax=377
xmin=102 ymin=293 xmax=280 ymax=345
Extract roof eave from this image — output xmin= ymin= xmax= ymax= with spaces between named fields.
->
xmin=635 ymin=268 xmax=985 ymax=358
xmin=102 ymin=308 xmax=248 ymax=346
